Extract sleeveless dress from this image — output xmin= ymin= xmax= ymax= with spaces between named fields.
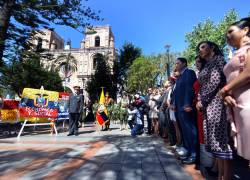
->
xmin=223 ymin=44 xmax=250 ymax=160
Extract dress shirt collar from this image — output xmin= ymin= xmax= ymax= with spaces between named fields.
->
xmin=180 ymin=67 xmax=187 ymax=75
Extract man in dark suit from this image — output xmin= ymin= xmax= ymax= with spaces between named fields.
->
xmin=67 ymin=86 xmax=84 ymax=136
xmin=174 ymin=57 xmax=198 ymax=164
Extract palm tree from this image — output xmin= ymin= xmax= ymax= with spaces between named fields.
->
xmin=50 ymin=53 xmax=77 ymax=92
xmin=52 ymin=53 xmax=78 ymax=80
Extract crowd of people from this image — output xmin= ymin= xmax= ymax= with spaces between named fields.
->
xmin=85 ymin=17 xmax=250 ymax=180
xmin=53 ymin=17 xmax=250 ymax=180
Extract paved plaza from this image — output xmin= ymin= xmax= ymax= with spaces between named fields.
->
xmin=0 ymin=122 xmax=194 ymax=180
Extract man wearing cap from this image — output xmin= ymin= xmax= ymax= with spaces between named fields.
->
xmin=67 ymin=86 xmax=84 ymax=136
xmin=133 ymin=93 xmax=146 ymax=129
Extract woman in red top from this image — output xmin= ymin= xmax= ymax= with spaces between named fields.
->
xmin=193 ymin=56 xmax=206 ymax=144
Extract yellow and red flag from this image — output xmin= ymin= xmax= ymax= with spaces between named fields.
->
xmin=96 ymin=88 xmax=109 ymax=125
xmin=0 ymin=99 xmax=19 ymax=122
xmin=19 ymin=88 xmax=59 ymax=120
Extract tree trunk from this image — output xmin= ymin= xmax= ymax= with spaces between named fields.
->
xmin=0 ymin=0 xmax=15 ymax=65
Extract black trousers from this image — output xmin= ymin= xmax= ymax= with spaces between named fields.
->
xmin=165 ymin=110 xmax=176 ymax=145
xmin=69 ymin=113 xmax=80 ymax=134
xmin=146 ymin=113 xmax=152 ymax=134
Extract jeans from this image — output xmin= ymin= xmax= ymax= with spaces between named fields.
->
xmin=131 ymin=124 xmax=143 ymax=137
xmin=128 ymin=120 xmax=134 ymax=130
xmin=146 ymin=113 xmax=152 ymax=134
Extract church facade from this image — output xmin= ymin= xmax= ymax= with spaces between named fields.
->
xmin=32 ymin=25 xmax=116 ymax=100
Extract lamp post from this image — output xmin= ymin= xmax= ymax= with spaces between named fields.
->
xmin=159 ymin=55 xmax=164 ymax=87
xmin=164 ymin=44 xmax=171 ymax=77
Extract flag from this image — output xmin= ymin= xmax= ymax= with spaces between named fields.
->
xmin=96 ymin=88 xmax=109 ymax=125
xmin=0 ymin=99 xmax=19 ymax=122
xmin=19 ymin=88 xmax=59 ymax=120
xmin=96 ymin=110 xmax=109 ymax=125
xmin=99 ymin=88 xmax=105 ymax=105
xmin=57 ymin=92 xmax=70 ymax=120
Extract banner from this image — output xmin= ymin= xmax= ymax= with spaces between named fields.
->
xmin=0 ymin=99 xmax=19 ymax=122
xmin=19 ymin=88 xmax=59 ymax=119
xmin=57 ymin=92 xmax=70 ymax=120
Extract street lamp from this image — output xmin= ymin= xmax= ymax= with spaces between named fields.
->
xmin=164 ymin=44 xmax=171 ymax=77
xmin=159 ymin=55 xmax=164 ymax=87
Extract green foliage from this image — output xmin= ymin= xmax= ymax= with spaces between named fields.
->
xmin=184 ymin=9 xmax=238 ymax=64
xmin=126 ymin=56 xmax=158 ymax=94
xmin=119 ymin=42 xmax=142 ymax=71
xmin=49 ymin=53 xmax=78 ymax=80
xmin=151 ymin=52 xmax=182 ymax=84
xmin=0 ymin=0 xmax=101 ymax=64
xmin=0 ymin=52 xmax=63 ymax=96
xmin=115 ymin=42 xmax=142 ymax=90
xmin=86 ymin=54 xmax=115 ymax=102
xmin=124 ymin=52 xmax=181 ymax=93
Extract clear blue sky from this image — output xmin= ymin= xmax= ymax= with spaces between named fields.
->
xmin=53 ymin=0 xmax=249 ymax=55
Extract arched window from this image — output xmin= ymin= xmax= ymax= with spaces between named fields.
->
xmin=95 ymin=36 xmax=100 ymax=47
xmin=37 ymin=38 xmax=43 ymax=51
xmin=93 ymin=57 xmax=97 ymax=69
xmin=93 ymin=53 xmax=103 ymax=69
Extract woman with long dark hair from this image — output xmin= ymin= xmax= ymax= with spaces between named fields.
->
xmin=196 ymin=41 xmax=233 ymax=180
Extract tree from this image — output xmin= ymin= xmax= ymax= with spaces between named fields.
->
xmin=115 ymin=42 xmax=142 ymax=93
xmin=150 ymin=52 xmax=180 ymax=86
xmin=49 ymin=53 xmax=78 ymax=81
xmin=86 ymin=54 xmax=115 ymax=102
xmin=0 ymin=0 xmax=101 ymax=65
xmin=0 ymin=52 xmax=63 ymax=96
xmin=184 ymin=9 xmax=238 ymax=64
xmin=126 ymin=56 xmax=158 ymax=94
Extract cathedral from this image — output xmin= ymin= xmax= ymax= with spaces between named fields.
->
xmin=32 ymin=25 xmax=116 ymax=101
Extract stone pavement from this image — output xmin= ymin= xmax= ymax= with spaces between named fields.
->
xmin=0 ymin=122 xmax=194 ymax=180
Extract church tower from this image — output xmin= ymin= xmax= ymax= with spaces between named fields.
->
xmin=81 ymin=26 xmax=114 ymax=50
xmin=34 ymin=25 xmax=116 ymax=101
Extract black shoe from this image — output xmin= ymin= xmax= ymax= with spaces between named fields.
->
xmin=138 ymin=130 xmax=144 ymax=135
xmin=169 ymin=142 xmax=176 ymax=146
xmin=205 ymin=167 xmax=218 ymax=177
xmin=74 ymin=133 xmax=79 ymax=136
xmin=182 ymin=156 xmax=196 ymax=164
xmin=67 ymin=133 xmax=73 ymax=136
xmin=179 ymin=155 xmax=188 ymax=160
